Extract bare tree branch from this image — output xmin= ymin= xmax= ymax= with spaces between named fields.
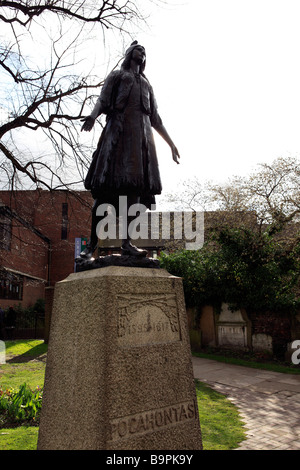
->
xmin=0 ymin=1 xmax=143 ymax=28
xmin=0 ymin=0 xmax=149 ymax=191
xmin=164 ymin=156 xmax=300 ymax=230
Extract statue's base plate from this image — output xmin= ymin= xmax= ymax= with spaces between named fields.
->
xmin=75 ymin=254 xmax=160 ymax=271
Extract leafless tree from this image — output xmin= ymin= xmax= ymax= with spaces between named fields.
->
xmin=0 ymin=0 xmax=149 ymax=192
xmin=164 ymin=156 xmax=300 ymax=232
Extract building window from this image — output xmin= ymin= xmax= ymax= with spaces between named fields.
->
xmin=0 ymin=271 xmax=23 ymax=300
xmin=61 ymin=203 xmax=68 ymax=240
xmin=0 ymin=210 xmax=12 ymax=251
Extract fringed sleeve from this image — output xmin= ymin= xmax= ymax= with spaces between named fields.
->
xmin=149 ymin=85 xmax=163 ymax=130
xmin=92 ymin=70 xmax=121 ymax=116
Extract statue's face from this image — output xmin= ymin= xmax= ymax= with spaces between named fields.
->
xmin=131 ymin=46 xmax=146 ymax=65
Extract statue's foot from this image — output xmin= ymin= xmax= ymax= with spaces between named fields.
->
xmin=79 ymin=243 xmax=96 ymax=259
xmin=121 ymin=241 xmax=147 ymax=257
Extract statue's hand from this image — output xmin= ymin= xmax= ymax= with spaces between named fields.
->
xmin=171 ymin=144 xmax=180 ymax=164
xmin=81 ymin=116 xmax=95 ymax=132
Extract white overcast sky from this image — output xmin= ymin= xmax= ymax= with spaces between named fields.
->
xmin=2 ymin=0 xmax=300 ymax=203
xmin=120 ymin=0 xmax=300 ymax=202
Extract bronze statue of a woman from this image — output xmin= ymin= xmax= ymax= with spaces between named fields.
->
xmin=80 ymin=41 xmax=180 ymax=259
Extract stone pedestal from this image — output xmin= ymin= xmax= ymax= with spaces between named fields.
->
xmin=37 ymin=266 xmax=202 ymax=450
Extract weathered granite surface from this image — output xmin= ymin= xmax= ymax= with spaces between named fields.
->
xmin=37 ymin=266 xmax=202 ymax=450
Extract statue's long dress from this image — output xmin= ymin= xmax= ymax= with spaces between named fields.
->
xmin=84 ymin=72 xmax=163 ymax=209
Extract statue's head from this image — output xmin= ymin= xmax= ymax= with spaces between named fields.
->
xmin=121 ymin=41 xmax=146 ymax=73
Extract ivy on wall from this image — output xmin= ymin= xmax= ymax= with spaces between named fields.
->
xmin=159 ymin=225 xmax=300 ymax=315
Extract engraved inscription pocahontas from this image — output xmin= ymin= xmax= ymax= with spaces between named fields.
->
xmin=109 ymin=399 xmax=198 ymax=442
xmin=117 ymin=293 xmax=181 ymax=346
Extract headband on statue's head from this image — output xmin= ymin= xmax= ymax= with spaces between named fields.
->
xmin=121 ymin=40 xmax=146 ymax=73
xmin=125 ymin=40 xmax=145 ymax=57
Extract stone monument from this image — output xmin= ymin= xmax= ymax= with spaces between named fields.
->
xmin=37 ymin=41 xmax=202 ymax=450
xmin=37 ymin=267 xmax=202 ymax=449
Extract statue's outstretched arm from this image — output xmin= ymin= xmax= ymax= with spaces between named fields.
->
xmin=81 ymin=98 xmax=104 ymax=132
xmin=155 ymin=123 xmax=180 ymax=164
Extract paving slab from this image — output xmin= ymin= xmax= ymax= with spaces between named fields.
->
xmin=192 ymin=356 xmax=300 ymax=450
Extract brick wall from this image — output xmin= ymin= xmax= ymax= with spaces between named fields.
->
xmin=0 ymin=190 xmax=93 ymax=309
xmin=0 ymin=215 xmax=49 ymax=281
xmin=249 ymin=310 xmax=292 ymax=359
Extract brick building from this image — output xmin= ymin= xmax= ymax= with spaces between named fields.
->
xmin=0 ymin=190 xmax=93 ymax=309
xmin=0 ymin=188 xmax=258 ymax=310
xmin=1 ymin=190 xmax=267 ymax=345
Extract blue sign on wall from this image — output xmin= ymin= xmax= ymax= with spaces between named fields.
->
xmin=74 ymin=238 xmax=87 ymax=271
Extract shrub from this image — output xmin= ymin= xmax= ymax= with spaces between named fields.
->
xmin=0 ymin=383 xmax=43 ymax=427
xmin=159 ymin=226 xmax=300 ymax=313
xmin=5 ymin=298 xmax=45 ymax=329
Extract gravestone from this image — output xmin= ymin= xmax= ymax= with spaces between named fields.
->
xmin=37 ymin=266 xmax=202 ymax=450
xmin=0 ymin=340 xmax=5 ymax=364
xmin=217 ymin=303 xmax=249 ymax=349
xmin=252 ymin=333 xmax=273 ymax=353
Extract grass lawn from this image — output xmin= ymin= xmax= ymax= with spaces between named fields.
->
xmin=196 ymin=380 xmax=245 ymax=450
xmin=0 ymin=339 xmax=247 ymax=450
xmin=194 ymin=350 xmax=300 ymax=375
xmin=0 ymin=427 xmax=39 ymax=450
xmin=1 ymin=340 xmax=47 ymax=390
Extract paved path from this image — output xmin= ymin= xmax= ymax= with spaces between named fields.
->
xmin=192 ymin=357 xmax=300 ymax=450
